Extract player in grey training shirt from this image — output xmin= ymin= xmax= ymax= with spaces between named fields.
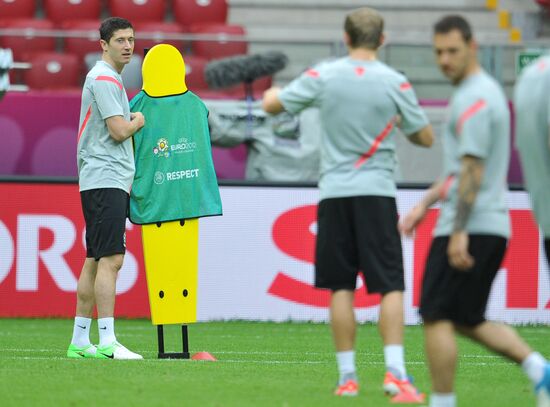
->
xmin=263 ymin=7 xmax=433 ymax=401
xmin=399 ymin=15 xmax=550 ymax=407
xmin=515 ymin=55 xmax=550 ymax=268
xmin=68 ymin=17 xmax=145 ymax=361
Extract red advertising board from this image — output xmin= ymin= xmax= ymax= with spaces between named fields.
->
xmin=0 ymin=182 xmax=548 ymax=324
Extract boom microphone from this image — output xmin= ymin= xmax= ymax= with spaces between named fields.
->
xmin=204 ymin=51 xmax=289 ymax=89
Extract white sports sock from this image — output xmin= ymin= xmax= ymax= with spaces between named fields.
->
xmin=384 ymin=345 xmax=406 ymax=379
xmin=71 ymin=316 xmax=92 ymax=347
xmin=97 ymin=317 xmax=117 ymax=346
xmin=522 ymin=352 xmax=547 ymax=385
xmin=336 ymin=350 xmax=356 ymax=377
xmin=429 ymin=393 xmax=456 ymax=407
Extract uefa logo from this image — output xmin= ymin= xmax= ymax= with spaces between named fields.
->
xmin=154 ymin=171 xmax=165 ymax=185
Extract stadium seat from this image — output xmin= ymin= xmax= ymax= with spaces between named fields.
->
xmin=23 ymin=52 xmax=80 ymax=90
xmin=173 ymin=0 xmax=228 ymax=26
xmin=0 ymin=19 xmax=56 ymax=61
xmin=0 ymin=0 xmax=35 ymax=20
xmin=133 ymin=21 xmax=186 ymax=55
xmin=61 ymin=20 xmax=102 ymax=62
xmin=190 ymin=24 xmax=247 ymax=60
xmin=107 ymin=0 xmax=166 ymax=22
xmin=182 ymin=55 xmax=209 ymax=90
xmin=44 ymin=0 xmax=101 ymax=26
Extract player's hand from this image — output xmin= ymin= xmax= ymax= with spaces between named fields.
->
xmin=131 ymin=112 xmax=145 ymax=129
xmin=263 ymin=86 xmax=281 ymax=98
xmin=447 ymin=231 xmax=474 ymax=271
xmin=398 ymin=204 xmax=427 ymax=237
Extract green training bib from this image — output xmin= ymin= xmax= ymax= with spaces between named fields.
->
xmin=129 ymin=90 xmax=222 ymax=224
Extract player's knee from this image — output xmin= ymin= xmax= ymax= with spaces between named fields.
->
xmin=101 ymin=254 xmax=124 ymax=272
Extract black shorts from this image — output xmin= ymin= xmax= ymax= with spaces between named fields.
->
xmin=80 ymin=188 xmax=129 ymax=261
xmin=315 ymin=196 xmax=404 ymax=294
xmin=419 ymin=235 xmax=507 ymax=326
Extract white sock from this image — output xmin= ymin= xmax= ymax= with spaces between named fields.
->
xmin=97 ymin=317 xmax=117 ymax=346
xmin=522 ymin=352 xmax=547 ymax=385
xmin=429 ymin=393 xmax=456 ymax=407
xmin=70 ymin=316 xmax=92 ymax=347
xmin=336 ymin=350 xmax=356 ymax=379
xmin=384 ymin=345 xmax=406 ymax=379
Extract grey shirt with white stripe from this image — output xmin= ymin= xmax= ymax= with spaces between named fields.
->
xmin=77 ymin=61 xmax=134 ymax=193
xmin=515 ymin=55 xmax=550 ymax=238
xmin=434 ymin=70 xmax=510 ymax=238
xmin=278 ymin=57 xmax=429 ymax=200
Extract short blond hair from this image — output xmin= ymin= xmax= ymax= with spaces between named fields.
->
xmin=344 ymin=7 xmax=384 ymax=50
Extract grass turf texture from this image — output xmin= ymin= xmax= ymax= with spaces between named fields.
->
xmin=0 ymin=319 xmax=547 ymax=406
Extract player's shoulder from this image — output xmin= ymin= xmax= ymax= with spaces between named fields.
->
xmin=454 ymin=71 xmax=507 ymax=116
xmin=368 ymin=61 xmax=409 ymax=89
xmin=460 ymin=71 xmax=503 ymax=101
xmin=87 ymin=62 xmax=123 ymax=88
xmin=377 ymin=61 xmax=406 ymax=79
xmin=296 ymin=58 xmax=339 ymax=79
xmin=518 ymin=55 xmax=550 ymax=83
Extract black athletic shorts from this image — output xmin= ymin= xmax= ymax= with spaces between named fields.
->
xmin=315 ymin=196 xmax=404 ymax=294
xmin=419 ymin=235 xmax=507 ymax=326
xmin=80 ymin=188 xmax=129 ymax=261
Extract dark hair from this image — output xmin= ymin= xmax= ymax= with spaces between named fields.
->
xmin=434 ymin=15 xmax=472 ymax=42
xmin=344 ymin=7 xmax=384 ymax=50
xmin=99 ymin=17 xmax=134 ymax=43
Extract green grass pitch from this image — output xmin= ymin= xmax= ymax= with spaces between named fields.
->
xmin=0 ymin=319 xmax=547 ymax=406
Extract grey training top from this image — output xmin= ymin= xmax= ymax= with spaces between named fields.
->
xmin=515 ymin=55 xmax=550 ymax=238
xmin=278 ymin=57 xmax=429 ymax=200
xmin=77 ymin=61 xmax=134 ymax=193
xmin=435 ymin=70 xmax=510 ymax=238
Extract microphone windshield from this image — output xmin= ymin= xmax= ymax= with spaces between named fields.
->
xmin=205 ymin=51 xmax=288 ymax=89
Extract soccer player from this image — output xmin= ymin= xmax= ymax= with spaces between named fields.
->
xmin=262 ymin=7 xmax=433 ymax=401
xmin=515 ymin=54 xmax=550 ymax=269
xmin=399 ymin=15 xmax=550 ymax=407
xmin=67 ymin=17 xmax=145 ymax=360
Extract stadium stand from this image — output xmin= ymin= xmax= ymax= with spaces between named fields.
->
xmin=181 ymin=54 xmax=210 ymax=91
xmin=107 ymin=0 xmax=166 ymax=22
xmin=0 ymin=0 xmax=542 ymax=98
xmin=133 ymin=21 xmax=186 ymax=55
xmin=23 ymin=52 xmax=80 ymax=90
xmin=0 ymin=0 xmax=35 ymax=20
xmin=44 ymin=0 xmax=101 ymax=26
xmin=61 ymin=20 xmax=102 ymax=63
xmin=173 ymin=0 xmax=228 ymax=26
xmin=190 ymin=23 xmax=247 ymax=60
xmin=0 ymin=19 xmax=56 ymax=61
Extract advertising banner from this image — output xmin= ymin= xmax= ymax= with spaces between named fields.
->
xmin=0 ymin=182 xmax=548 ymax=324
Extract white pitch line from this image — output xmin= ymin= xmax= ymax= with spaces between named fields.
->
xmin=0 ymin=354 xmax=513 ymax=366
xmin=0 ymin=348 xmax=504 ymax=359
